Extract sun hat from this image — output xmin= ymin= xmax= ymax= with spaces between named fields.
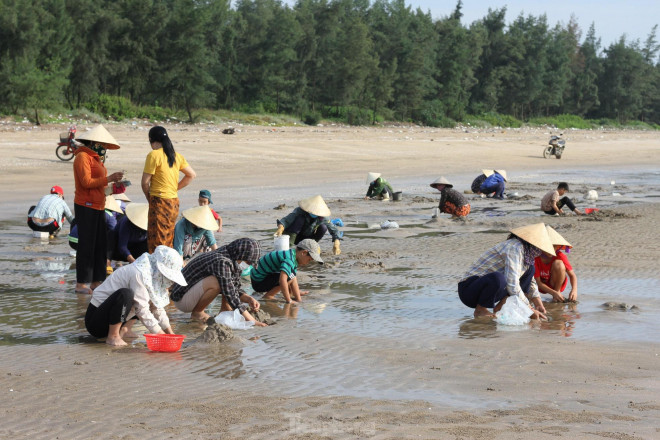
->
xmin=296 ymin=239 xmax=324 ymax=264
xmin=495 ymin=169 xmax=508 ymax=181
xmin=366 ymin=172 xmax=381 ymax=184
xmin=482 ymin=169 xmax=494 ymax=177
xmin=50 ymin=185 xmax=64 ymax=196
xmin=430 ymin=176 xmax=453 ymax=189
xmin=76 ymin=125 xmax=121 ymax=150
xmin=125 ymin=203 xmax=148 ymax=230
xmin=182 ymin=205 xmax=219 ymax=231
xmin=153 ymin=246 xmax=187 ymax=286
xmin=198 ymin=189 xmax=213 ymax=204
xmin=113 ymin=192 xmax=131 ymax=202
xmin=104 ymin=195 xmax=123 ymax=214
xmin=509 ymin=223 xmax=555 ymax=255
xmin=298 ymin=195 xmax=331 ymax=217
xmin=545 ymin=226 xmax=572 ymax=248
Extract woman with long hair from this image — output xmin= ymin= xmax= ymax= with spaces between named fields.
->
xmin=141 ymin=126 xmax=196 ymax=253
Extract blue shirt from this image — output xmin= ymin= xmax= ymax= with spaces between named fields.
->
xmin=115 ymin=215 xmax=147 ymax=260
xmin=172 ymin=218 xmax=216 ymax=256
xmin=481 ymin=173 xmax=505 ymax=190
xmin=29 ymin=194 xmax=74 ymax=224
xmin=250 ymin=249 xmax=298 ymax=282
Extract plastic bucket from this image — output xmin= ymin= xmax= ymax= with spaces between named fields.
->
xmin=274 ymin=235 xmax=290 ymax=251
xmin=392 ymin=191 xmax=402 ymax=201
xmin=32 ymin=231 xmax=49 ymax=239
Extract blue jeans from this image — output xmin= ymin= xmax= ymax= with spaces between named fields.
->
xmin=480 ymin=181 xmax=505 ymax=198
xmin=458 ymin=265 xmax=535 ymax=309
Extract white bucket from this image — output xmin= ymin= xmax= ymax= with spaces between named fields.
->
xmin=32 ymin=231 xmax=49 ymax=239
xmin=274 ymin=235 xmax=290 ymax=251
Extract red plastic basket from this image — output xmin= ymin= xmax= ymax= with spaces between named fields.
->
xmin=144 ymin=334 xmax=186 ymax=352
xmin=584 ymin=208 xmax=600 ymax=214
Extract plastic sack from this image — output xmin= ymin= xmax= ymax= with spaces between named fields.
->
xmin=331 ymin=218 xmax=344 ymax=227
xmin=495 ymin=295 xmax=533 ymax=326
xmin=380 ymin=220 xmax=399 ymax=229
xmin=214 ymin=309 xmax=255 ymax=330
xmin=584 ymin=190 xmax=598 ymax=201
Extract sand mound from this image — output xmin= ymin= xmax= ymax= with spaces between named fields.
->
xmin=251 ymin=308 xmax=276 ymax=325
xmin=198 ymin=319 xmax=234 ymax=343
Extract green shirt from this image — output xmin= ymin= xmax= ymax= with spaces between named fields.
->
xmin=251 ymin=249 xmax=298 ymax=282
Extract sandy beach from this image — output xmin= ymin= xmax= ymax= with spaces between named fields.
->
xmin=1 ymin=122 xmax=659 ymax=439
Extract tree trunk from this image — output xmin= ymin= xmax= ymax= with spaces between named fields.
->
xmin=34 ymin=109 xmax=41 ymax=126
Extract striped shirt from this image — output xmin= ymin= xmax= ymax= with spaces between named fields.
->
xmin=460 ymin=239 xmax=540 ymax=301
xmin=29 ymin=194 xmax=74 ymax=224
xmin=250 ymin=249 xmax=297 ymax=282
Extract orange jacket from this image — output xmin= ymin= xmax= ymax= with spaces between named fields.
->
xmin=73 ymin=146 xmax=107 ymax=210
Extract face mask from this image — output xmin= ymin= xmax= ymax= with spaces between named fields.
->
xmin=309 ymin=213 xmax=318 ymax=219
xmin=238 ymin=262 xmax=250 ymax=271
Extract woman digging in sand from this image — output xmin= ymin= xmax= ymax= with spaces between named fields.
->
xmin=85 ymin=245 xmax=186 ymax=346
xmin=430 ymin=176 xmax=471 ymax=219
xmin=169 ymin=238 xmax=266 ymax=325
xmin=457 ymin=223 xmax=551 ymax=319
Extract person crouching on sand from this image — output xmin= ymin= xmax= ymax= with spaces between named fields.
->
xmin=457 ymin=223 xmax=552 ymax=319
xmin=169 ymin=238 xmax=266 ymax=325
xmin=364 ymin=172 xmax=394 ymax=200
xmin=85 ymin=246 xmax=186 ymax=346
xmin=251 ymin=239 xmax=323 ymax=304
xmin=479 ymin=169 xmax=507 ymax=199
xmin=430 ymin=177 xmax=470 ymax=219
xmin=535 ymin=226 xmax=578 ymax=302
xmin=541 ymin=182 xmax=582 ymax=216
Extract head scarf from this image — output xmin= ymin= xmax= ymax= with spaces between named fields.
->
xmin=508 ymin=234 xmax=543 ymax=266
xmin=133 ymin=252 xmax=172 ymax=308
xmin=214 ymin=238 xmax=262 ymax=266
xmin=88 ymin=142 xmax=107 ymax=157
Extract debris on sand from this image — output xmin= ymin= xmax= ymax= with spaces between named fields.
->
xmin=222 ymin=128 xmax=235 ymax=134
xmin=251 ymin=308 xmax=276 ymax=325
xmin=601 ymin=302 xmax=639 ymax=311
xmin=411 ymin=196 xmax=435 ymax=203
xmin=198 ymin=318 xmax=234 ymax=343
xmin=274 ymin=203 xmax=286 ymax=210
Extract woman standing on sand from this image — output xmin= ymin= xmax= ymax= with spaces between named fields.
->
xmin=141 ymin=126 xmax=196 ymax=253
xmin=457 ymin=223 xmax=551 ymax=319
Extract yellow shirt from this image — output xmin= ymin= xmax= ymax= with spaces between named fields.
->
xmin=143 ymin=149 xmax=189 ymax=199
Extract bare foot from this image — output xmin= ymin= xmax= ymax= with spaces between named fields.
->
xmin=75 ymin=283 xmax=92 ymax=295
xmin=191 ymin=311 xmax=211 ymax=322
xmin=106 ymin=336 xmax=127 ymax=346
xmin=261 ymin=295 xmax=276 ymax=301
xmin=474 ymin=305 xmax=496 ymax=318
xmin=90 ymin=281 xmax=102 ymax=290
xmin=119 ymin=327 xmax=138 ymax=338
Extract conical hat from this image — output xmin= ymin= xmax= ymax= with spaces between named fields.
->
xmin=482 ymin=169 xmax=494 ymax=177
xmin=299 ymin=195 xmax=331 ymax=217
xmin=430 ymin=176 xmax=453 ymax=188
xmin=495 ymin=169 xmax=508 ymax=181
xmin=104 ymin=195 xmax=123 ymax=214
xmin=182 ymin=205 xmax=218 ymax=231
xmin=76 ymin=125 xmax=121 ymax=150
xmin=509 ymin=223 xmax=555 ymax=255
xmin=545 ymin=226 xmax=572 ymax=248
xmin=125 ymin=203 xmax=148 ymax=230
xmin=366 ymin=172 xmax=381 ymax=184
xmin=113 ymin=192 xmax=131 ymax=202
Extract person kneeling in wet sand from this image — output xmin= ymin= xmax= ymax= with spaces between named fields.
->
xmin=28 ymin=185 xmax=74 ymax=237
xmin=169 ymin=238 xmax=266 ymax=326
xmin=480 ymin=170 xmax=507 ymax=199
xmin=430 ymin=177 xmax=470 ymax=219
xmin=457 ymin=223 xmax=552 ymax=319
xmin=275 ymin=195 xmax=341 ymax=255
xmin=85 ymin=245 xmax=186 ymax=346
xmin=535 ymin=226 xmax=578 ymax=302
xmin=364 ymin=172 xmax=394 ymax=200
xmin=541 ymin=182 xmax=582 ymax=216
xmin=251 ymin=239 xmax=323 ymax=304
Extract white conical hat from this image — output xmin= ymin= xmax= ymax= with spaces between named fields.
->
xmin=545 ymin=226 xmax=572 ymax=248
xmin=76 ymin=125 xmax=121 ymax=150
xmin=495 ymin=170 xmax=508 ymax=181
xmin=298 ymin=195 xmax=331 ymax=217
xmin=509 ymin=223 xmax=555 ymax=255
xmin=366 ymin=172 xmax=381 ymax=184
xmin=125 ymin=203 xmax=148 ymax=230
xmin=182 ymin=205 xmax=218 ymax=231
xmin=104 ymin=195 xmax=123 ymax=214
xmin=482 ymin=169 xmax=494 ymax=177
xmin=113 ymin=192 xmax=131 ymax=202
xmin=430 ymin=176 xmax=453 ymax=188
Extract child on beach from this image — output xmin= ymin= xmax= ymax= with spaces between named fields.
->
xmin=250 ymin=239 xmax=323 ymax=304
xmin=534 ymin=226 xmax=578 ymax=302
xmin=541 ymin=182 xmax=582 ymax=216
xmin=198 ymin=189 xmax=222 ymax=232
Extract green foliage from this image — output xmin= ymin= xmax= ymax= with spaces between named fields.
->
xmin=303 ymin=112 xmax=322 ymax=126
xmin=527 ymin=114 xmax=595 ymax=129
xmin=465 ymin=112 xmax=523 ymax=128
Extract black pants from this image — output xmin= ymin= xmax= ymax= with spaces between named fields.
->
xmin=27 ymin=206 xmax=61 ymax=234
xmin=286 ymin=217 xmax=328 ymax=244
xmin=85 ymin=288 xmax=135 ymax=338
xmin=75 ymin=204 xmax=107 ymax=284
xmin=544 ymin=196 xmax=577 ymax=215
xmin=458 ymin=265 xmax=535 ymax=309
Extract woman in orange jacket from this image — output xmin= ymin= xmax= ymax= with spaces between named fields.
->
xmin=73 ymin=125 xmax=124 ymax=295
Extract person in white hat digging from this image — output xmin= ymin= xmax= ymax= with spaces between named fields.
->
xmin=458 ymin=223 xmax=551 ymax=319
xmin=479 ymin=169 xmax=507 ymax=199
xmin=364 ymin=172 xmax=394 ymax=201
xmin=85 ymin=245 xmax=187 ymax=346
xmin=534 ymin=226 xmax=578 ymax=302
xmin=172 ymin=205 xmax=218 ymax=261
xmin=274 ymin=195 xmax=342 ymax=255
xmin=430 ymin=177 xmax=471 ymax=219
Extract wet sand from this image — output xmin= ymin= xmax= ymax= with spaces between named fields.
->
xmin=1 ymin=122 xmax=660 ymax=439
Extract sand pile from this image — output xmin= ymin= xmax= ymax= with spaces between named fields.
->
xmin=198 ymin=318 xmax=234 ymax=343
xmin=251 ymin=308 xmax=276 ymax=325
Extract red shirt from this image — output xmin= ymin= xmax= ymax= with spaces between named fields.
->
xmin=534 ymin=251 xmax=572 ymax=292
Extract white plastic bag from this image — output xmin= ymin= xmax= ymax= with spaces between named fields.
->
xmin=495 ymin=295 xmax=533 ymax=326
xmin=214 ymin=309 xmax=255 ymax=330
xmin=380 ymin=220 xmax=399 ymax=229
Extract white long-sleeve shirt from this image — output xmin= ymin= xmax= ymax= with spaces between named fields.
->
xmin=91 ymin=264 xmax=170 ymax=333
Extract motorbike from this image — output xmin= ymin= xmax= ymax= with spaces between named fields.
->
xmin=543 ymin=134 xmax=565 ymax=159
xmin=56 ymin=125 xmax=106 ymax=163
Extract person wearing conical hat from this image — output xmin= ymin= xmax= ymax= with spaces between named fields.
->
xmin=28 ymin=185 xmax=74 ymax=237
xmin=458 ymin=223 xmax=553 ymax=319
xmin=470 ymin=170 xmax=493 ymax=196
xmin=73 ymin=125 xmax=125 ymax=294
xmin=479 ymin=169 xmax=507 ymax=200
xmin=111 ymin=203 xmax=149 ymax=263
xmin=172 ymin=205 xmax=218 ymax=261
xmin=198 ymin=189 xmax=222 ymax=232
xmin=430 ymin=177 xmax=471 ymax=219
xmin=534 ymin=226 xmax=578 ymax=302
xmin=364 ymin=172 xmax=394 ymax=201
xmin=274 ymin=195 xmax=342 ymax=255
